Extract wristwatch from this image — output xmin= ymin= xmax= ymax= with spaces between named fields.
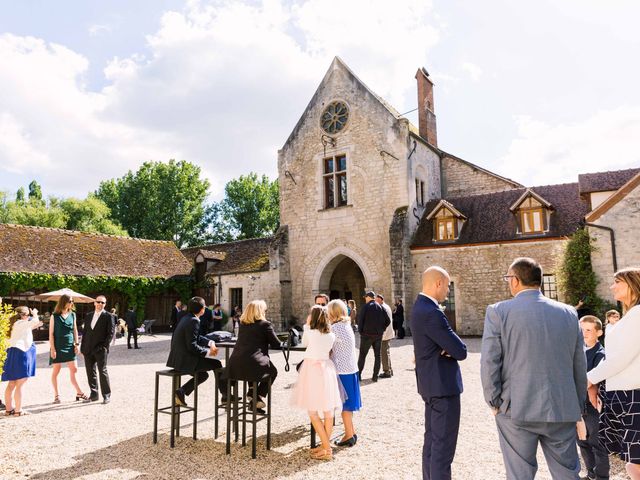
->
xmin=73 ymin=342 xmax=80 ymax=346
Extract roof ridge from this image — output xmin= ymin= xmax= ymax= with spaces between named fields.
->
xmin=437 ymin=182 xmax=579 ymax=204
xmin=184 ymin=236 xmax=275 ymax=251
xmin=0 ymin=223 xmax=174 ymax=245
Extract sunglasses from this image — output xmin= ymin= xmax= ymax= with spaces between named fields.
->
xmin=95 ymin=301 xmax=106 ymax=304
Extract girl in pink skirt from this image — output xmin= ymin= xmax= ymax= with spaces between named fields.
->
xmin=291 ymin=305 xmax=343 ymax=460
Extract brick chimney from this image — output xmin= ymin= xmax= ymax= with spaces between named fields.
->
xmin=415 ymin=67 xmax=437 ymax=147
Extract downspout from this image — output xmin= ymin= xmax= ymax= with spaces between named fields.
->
xmin=584 ymin=222 xmax=617 ymax=273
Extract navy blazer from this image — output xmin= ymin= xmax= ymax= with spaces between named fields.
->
xmin=410 ymin=294 xmax=467 ymax=398
xmin=166 ymin=314 xmax=212 ymax=373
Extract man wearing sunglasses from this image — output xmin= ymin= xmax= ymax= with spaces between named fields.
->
xmin=81 ymin=295 xmax=116 ymax=404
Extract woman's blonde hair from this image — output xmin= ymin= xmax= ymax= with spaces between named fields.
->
xmin=54 ymin=294 xmax=73 ymax=315
xmin=240 ymin=300 xmax=267 ymax=325
xmin=9 ymin=306 xmax=30 ymax=330
xmin=327 ymin=299 xmax=349 ymax=323
xmin=614 ymin=267 xmax=640 ymax=312
xmin=309 ymin=305 xmax=330 ymax=334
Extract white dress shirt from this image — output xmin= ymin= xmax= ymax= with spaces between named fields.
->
xmin=90 ymin=311 xmax=101 ymax=329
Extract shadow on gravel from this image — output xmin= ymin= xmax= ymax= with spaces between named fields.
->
xmin=30 ymin=425 xmax=337 ymax=480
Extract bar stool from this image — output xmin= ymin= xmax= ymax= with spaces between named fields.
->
xmin=225 ymin=374 xmax=272 ymax=458
xmin=153 ymin=369 xmax=199 ymax=448
xmin=213 ymin=368 xmax=228 ymax=438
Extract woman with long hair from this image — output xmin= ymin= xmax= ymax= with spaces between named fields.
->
xmin=327 ymin=299 xmax=361 ymax=447
xmin=587 ymin=267 xmax=640 ymax=479
xmin=291 ymin=305 xmax=343 ymax=460
xmin=49 ymin=294 xmax=88 ymax=403
xmin=223 ymin=300 xmax=282 ymax=409
xmin=2 ymin=306 xmax=41 ymax=415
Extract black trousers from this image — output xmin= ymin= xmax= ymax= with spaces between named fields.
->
xmin=577 ymin=406 xmax=610 ymax=480
xmin=180 ymin=357 xmax=223 ymax=396
xmin=358 ymin=335 xmax=382 ymax=378
xmin=219 ymin=362 xmax=278 ymax=398
xmin=127 ymin=328 xmax=138 ymax=348
xmin=423 ymin=394 xmax=460 ymax=480
xmin=84 ymin=348 xmax=111 ymax=399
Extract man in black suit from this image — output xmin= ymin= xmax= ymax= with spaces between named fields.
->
xmin=167 ymin=297 xmax=223 ymax=406
xmin=170 ymin=300 xmax=182 ymax=330
xmin=198 ymin=304 xmax=213 ymax=337
xmin=357 ymin=291 xmax=390 ymax=382
xmin=411 ymin=267 xmax=467 ymax=480
xmin=125 ymin=306 xmax=139 ymax=349
xmin=393 ymin=298 xmax=405 ymax=339
xmin=81 ymin=295 xmax=116 ymax=404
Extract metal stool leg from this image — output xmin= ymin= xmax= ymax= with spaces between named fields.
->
xmin=266 ymin=377 xmax=272 ymax=450
xmin=175 ymin=374 xmax=181 ymax=437
xmin=170 ymin=375 xmax=177 ymax=448
xmin=252 ymin=381 xmax=258 ymax=459
xmin=226 ymin=377 xmax=231 ymax=454
xmin=242 ymin=381 xmax=247 ymax=447
xmin=214 ymin=370 xmax=219 ymax=438
xmin=153 ymin=372 xmax=159 ymax=444
xmin=233 ymin=380 xmax=239 ymax=442
xmin=193 ymin=371 xmax=198 ymax=440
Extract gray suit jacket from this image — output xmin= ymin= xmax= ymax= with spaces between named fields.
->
xmin=481 ymin=289 xmax=587 ymax=423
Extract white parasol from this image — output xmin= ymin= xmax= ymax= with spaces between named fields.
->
xmin=31 ymin=288 xmax=95 ymax=304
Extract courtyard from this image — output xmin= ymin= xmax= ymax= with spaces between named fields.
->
xmin=0 ymin=334 xmax=627 ymax=480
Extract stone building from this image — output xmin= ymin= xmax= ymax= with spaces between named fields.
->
xmin=188 ymin=57 xmax=639 ymax=334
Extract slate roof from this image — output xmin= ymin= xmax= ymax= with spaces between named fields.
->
xmin=0 ymin=223 xmax=192 ymax=277
xmin=182 ymin=237 xmax=273 ymax=275
xmin=412 ymin=183 xmax=590 ymax=248
xmin=578 ymin=168 xmax=640 ymax=194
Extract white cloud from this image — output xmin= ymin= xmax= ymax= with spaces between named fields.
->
xmin=460 ymin=61 xmax=482 ymax=82
xmin=0 ymin=0 xmax=442 ymax=199
xmin=496 ymin=107 xmax=640 ymax=187
xmin=88 ymin=24 xmax=112 ymax=36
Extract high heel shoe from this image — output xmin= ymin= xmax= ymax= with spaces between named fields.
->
xmin=53 ymin=395 xmax=60 ymax=404
xmin=75 ymin=392 xmax=89 ymax=402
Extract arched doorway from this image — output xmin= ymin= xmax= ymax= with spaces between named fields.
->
xmin=317 ymin=255 xmax=366 ymax=305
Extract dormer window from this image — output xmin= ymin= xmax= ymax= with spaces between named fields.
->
xmin=426 ymin=200 xmax=467 ymax=242
xmin=510 ymin=189 xmax=553 ymax=235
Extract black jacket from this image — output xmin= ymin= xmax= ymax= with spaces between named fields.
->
xmin=125 ymin=310 xmax=137 ymax=329
xmin=227 ymin=320 xmax=282 ymax=381
xmin=199 ymin=307 xmax=213 ymax=336
xmin=166 ymin=314 xmax=211 ymax=373
xmin=81 ymin=310 xmax=115 ymax=355
xmin=357 ymin=300 xmax=390 ymax=336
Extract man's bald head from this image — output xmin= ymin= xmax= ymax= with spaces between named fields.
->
xmin=421 ymin=266 xmax=451 ymax=303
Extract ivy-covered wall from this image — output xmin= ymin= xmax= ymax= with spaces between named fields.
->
xmin=0 ymin=272 xmax=192 ymax=323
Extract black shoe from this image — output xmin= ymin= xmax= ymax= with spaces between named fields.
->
xmin=379 ymin=372 xmax=393 ymax=379
xmin=220 ymin=394 xmax=238 ymax=406
xmin=127 ymin=345 xmax=132 ymax=349
xmin=84 ymin=395 xmax=99 ymax=403
xmin=371 ymin=376 xmax=378 ymax=382
xmin=247 ymin=399 xmax=266 ymax=413
xmin=335 ymin=436 xmax=357 ymax=447
xmin=134 ymin=346 xmax=141 ymax=349
xmin=102 ymin=395 xmax=111 ymax=404
xmin=175 ymin=389 xmax=187 ymax=407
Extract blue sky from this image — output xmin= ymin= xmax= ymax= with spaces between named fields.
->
xmin=1 ymin=0 xmax=639 ymax=200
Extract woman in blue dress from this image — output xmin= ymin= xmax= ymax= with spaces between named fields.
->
xmin=2 ymin=306 xmax=42 ymax=416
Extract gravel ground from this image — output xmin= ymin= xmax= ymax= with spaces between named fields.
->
xmin=0 ymin=335 xmax=627 ymax=479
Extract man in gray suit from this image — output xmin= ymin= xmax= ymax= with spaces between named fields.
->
xmin=481 ymin=257 xmax=587 ymax=480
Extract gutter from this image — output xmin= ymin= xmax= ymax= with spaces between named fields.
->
xmin=583 ymin=222 xmax=617 ymax=273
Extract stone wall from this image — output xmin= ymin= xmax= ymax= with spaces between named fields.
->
xmin=409 ymin=239 xmax=568 ymax=335
xmin=442 ymin=155 xmax=519 ymax=198
xmin=214 ymin=268 xmax=282 ymax=328
xmin=278 ymin=58 xmax=440 ymax=322
xmin=588 ymin=183 xmax=640 ymax=301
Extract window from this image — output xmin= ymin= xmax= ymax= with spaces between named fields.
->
xmin=542 ymin=274 xmax=558 ymax=300
xmin=415 ymin=179 xmax=425 ymax=206
xmin=230 ymin=288 xmax=243 ymax=312
xmin=433 ymin=207 xmax=457 ymax=241
xmin=324 ymin=155 xmax=347 ymax=208
xmin=516 ymin=196 xmax=547 ymax=234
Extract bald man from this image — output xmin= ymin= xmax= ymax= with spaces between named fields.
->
xmin=411 ymin=266 xmax=467 ymax=480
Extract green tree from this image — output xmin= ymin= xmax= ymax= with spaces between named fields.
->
xmin=96 ymin=160 xmax=210 ymax=247
xmin=60 ymin=196 xmax=128 ymax=236
xmin=15 ymin=187 xmax=25 ymax=204
xmin=28 ymin=180 xmax=43 ymax=202
xmin=208 ymin=173 xmax=279 ymax=241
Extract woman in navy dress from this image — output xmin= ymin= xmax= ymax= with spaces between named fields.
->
xmin=2 ymin=306 xmax=41 ymax=416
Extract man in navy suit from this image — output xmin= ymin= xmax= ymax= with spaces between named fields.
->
xmin=411 ymin=266 xmax=467 ymax=480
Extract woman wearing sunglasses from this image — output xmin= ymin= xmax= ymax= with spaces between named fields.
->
xmin=49 ymin=294 xmax=88 ymax=403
